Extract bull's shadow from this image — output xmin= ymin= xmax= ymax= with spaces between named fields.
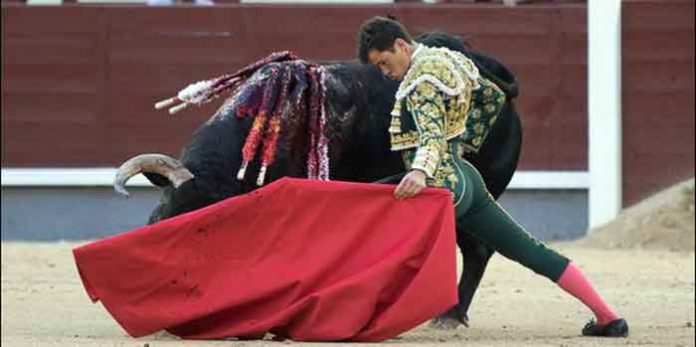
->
xmin=114 ymin=32 xmax=522 ymax=329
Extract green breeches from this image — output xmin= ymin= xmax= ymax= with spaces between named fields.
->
xmin=453 ymin=159 xmax=570 ymax=282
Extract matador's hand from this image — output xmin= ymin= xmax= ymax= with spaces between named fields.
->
xmin=394 ymin=170 xmax=427 ymax=200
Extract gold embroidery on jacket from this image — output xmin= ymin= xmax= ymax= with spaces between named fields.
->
xmin=389 ymin=45 xmax=507 ymax=201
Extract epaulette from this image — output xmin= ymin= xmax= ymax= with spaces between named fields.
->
xmin=395 ymin=46 xmax=481 ymax=102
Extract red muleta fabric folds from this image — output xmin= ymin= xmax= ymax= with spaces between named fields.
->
xmin=73 ymin=178 xmax=457 ymax=342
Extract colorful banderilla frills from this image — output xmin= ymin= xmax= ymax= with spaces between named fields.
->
xmin=155 ymin=51 xmax=330 ymax=186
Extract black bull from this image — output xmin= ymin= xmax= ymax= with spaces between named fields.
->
xmin=114 ymin=32 xmax=522 ymax=327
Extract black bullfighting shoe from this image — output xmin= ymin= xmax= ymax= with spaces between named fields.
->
xmin=581 ymin=318 xmax=629 ymax=337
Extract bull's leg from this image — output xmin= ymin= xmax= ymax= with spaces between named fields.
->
xmin=430 ymin=229 xmax=494 ymax=329
xmin=455 ymin=230 xmax=495 ymax=324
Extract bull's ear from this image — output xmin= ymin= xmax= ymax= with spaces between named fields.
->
xmin=143 ymin=172 xmax=172 ymax=188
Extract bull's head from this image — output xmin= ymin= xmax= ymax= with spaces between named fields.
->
xmin=113 ymin=153 xmax=213 ymax=224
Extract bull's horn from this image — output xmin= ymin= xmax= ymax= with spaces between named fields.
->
xmin=113 ymin=153 xmax=194 ymax=196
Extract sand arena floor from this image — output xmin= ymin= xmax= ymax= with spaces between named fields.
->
xmin=2 ymin=241 xmax=694 ymax=347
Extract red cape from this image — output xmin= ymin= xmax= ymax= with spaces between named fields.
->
xmin=73 ymin=178 xmax=457 ymax=341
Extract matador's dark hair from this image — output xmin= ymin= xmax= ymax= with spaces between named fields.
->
xmin=357 ymin=16 xmax=413 ymax=64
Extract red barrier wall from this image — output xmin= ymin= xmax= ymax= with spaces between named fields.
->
xmin=1 ymin=4 xmax=588 ymax=170
xmin=622 ymin=0 xmax=695 ymax=206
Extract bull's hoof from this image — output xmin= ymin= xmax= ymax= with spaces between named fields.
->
xmin=430 ymin=309 xmax=469 ymax=330
xmin=429 ymin=315 xmax=462 ymax=330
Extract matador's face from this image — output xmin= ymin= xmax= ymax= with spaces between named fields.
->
xmin=367 ymin=38 xmax=412 ymax=81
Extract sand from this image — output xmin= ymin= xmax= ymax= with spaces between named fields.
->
xmin=581 ymin=178 xmax=695 ymax=252
xmin=2 ymin=241 xmax=694 ymax=346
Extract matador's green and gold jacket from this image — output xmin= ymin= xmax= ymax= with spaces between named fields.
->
xmin=390 ymin=44 xmax=506 ymax=205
